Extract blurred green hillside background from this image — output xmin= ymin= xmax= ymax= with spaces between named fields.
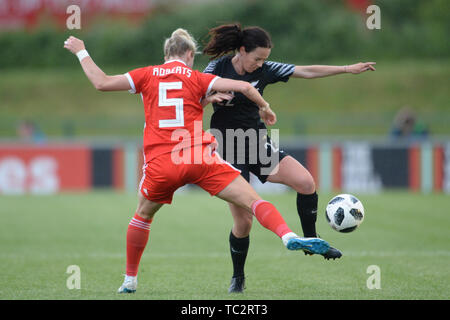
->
xmin=1 ymin=0 xmax=449 ymax=139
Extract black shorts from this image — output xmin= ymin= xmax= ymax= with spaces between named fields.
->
xmin=211 ymin=123 xmax=289 ymax=183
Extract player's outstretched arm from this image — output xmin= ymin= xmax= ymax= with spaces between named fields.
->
xmin=64 ymin=36 xmax=131 ymax=92
xmin=211 ymin=78 xmax=276 ymax=125
xmin=292 ymin=62 xmax=376 ymax=79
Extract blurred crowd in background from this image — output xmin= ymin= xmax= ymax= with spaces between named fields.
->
xmin=0 ymin=0 xmax=449 ymax=194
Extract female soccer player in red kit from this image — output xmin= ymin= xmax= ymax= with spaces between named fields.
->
xmin=64 ymin=28 xmax=329 ymax=294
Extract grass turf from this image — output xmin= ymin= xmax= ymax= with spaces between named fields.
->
xmin=0 ymin=190 xmax=449 ymax=300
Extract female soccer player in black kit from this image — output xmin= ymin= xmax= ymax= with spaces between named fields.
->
xmin=202 ymin=23 xmax=376 ymax=293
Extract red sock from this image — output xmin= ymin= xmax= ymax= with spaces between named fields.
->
xmin=251 ymin=200 xmax=292 ymax=238
xmin=126 ymin=213 xmax=152 ymax=277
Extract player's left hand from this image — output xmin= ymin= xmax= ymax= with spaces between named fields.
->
xmin=346 ymin=62 xmax=376 ymax=74
xmin=64 ymin=36 xmax=86 ymax=55
xmin=207 ymin=92 xmax=234 ymax=104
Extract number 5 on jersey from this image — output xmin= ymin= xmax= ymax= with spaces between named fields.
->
xmin=158 ymin=82 xmax=184 ymax=128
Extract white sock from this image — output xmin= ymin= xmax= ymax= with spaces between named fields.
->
xmin=281 ymin=232 xmax=299 ymax=247
xmin=125 ymin=275 xmax=137 ymax=283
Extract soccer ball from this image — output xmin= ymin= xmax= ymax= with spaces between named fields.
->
xmin=325 ymin=194 xmax=365 ymax=233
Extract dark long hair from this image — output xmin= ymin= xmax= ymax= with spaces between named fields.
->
xmin=203 ymin=23 xmax=272 ymax=59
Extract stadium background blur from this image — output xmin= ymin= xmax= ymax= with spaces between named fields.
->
xmin=1 ymin=0 xmax=449 ymax=194
xmin=0 ymin=0 xmax=449 ymax=300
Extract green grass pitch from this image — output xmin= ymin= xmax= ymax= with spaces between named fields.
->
xmin=0 ymin=190 xmax=449 ymax=300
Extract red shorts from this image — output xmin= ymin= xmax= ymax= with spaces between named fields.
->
xmin=139 ymin=145 xmax=241 ymax=204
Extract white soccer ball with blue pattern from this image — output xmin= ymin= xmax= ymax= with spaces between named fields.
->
xmin=325 ymin=194 xmax=365 ymax=233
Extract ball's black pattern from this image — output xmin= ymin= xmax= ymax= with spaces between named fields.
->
xmin=350 ymin=208 xmax=363 ymax=220
xmin=334 ymin=207 xmax=345 ymax=226
xmin=340 ymin=226 xmax=358 ymax=233
xmin=329 ymin=196 xmax=344 ymax=205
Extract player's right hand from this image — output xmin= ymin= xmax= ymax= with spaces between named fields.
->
xmin=64 ymin=36 xmax=86 ymax=55
xmin=259 ymin=107 xmax=277 ymax=126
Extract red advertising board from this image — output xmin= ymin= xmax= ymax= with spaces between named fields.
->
xmin=0 ymin=144 xmax=91 ymax=194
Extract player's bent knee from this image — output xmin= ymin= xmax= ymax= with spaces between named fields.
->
xmin=218 ymin=175 xmax=261 ymax=213
xmin=291 ymin=174 xmax=316 ymax=194
xmin=301 ymin=178 xmax=316 ymax=194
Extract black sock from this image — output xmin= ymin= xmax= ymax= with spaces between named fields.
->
xmin=296 ymin=192 xmax=318 ymax=237
xmin=229 ymin=231 xmax=249 ymax=278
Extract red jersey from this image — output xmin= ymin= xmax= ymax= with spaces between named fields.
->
xmin=125 ymin=60 xmax=219 ymax=162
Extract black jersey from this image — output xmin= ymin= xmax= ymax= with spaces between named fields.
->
xmin=203 ymin=55 xmax=295 ymax=129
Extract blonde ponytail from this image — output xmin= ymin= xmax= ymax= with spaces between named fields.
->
xmin=164 ymin=28 xmax=198 ymax=59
